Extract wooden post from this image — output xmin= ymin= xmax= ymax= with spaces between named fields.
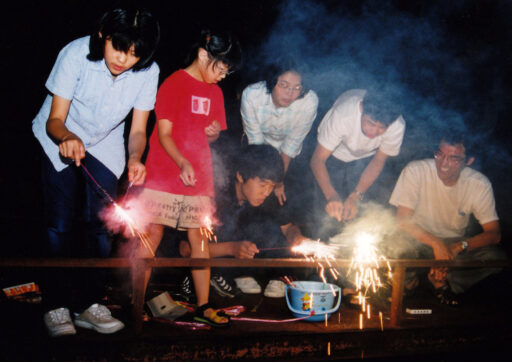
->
xmin=131 ymin=259 xmax=149 ymax=334
xmin=390 ymin=265 xmax=405 ymax=327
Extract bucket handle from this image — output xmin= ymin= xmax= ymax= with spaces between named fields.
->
xmin=285 ymin=285 xmax=342 ymax=317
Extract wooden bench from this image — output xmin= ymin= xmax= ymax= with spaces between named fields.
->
xmin=1 ymin=257 xmax=511 ymax=333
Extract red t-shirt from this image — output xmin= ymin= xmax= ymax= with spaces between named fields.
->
xmin=144 ymin=70 xmax=226 ymax=197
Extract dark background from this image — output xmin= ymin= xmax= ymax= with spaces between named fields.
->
xmin=1 ymin=0 xmax=511 ymax=256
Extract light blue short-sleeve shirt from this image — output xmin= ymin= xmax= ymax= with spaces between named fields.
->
xmin=32 ymin=36 xmax=159 ymax=178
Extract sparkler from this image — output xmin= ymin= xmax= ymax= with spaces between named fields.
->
xmin=81 ymin=164 xmax=154 ymax=256
xmin=291 ymin=239 xmax=340 ymax=284
xmin=346 ymin=231 xmax=392 ymax=330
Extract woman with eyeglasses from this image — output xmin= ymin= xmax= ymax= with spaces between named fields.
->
xmin=240 ymin=58 xmax=319 ymax=206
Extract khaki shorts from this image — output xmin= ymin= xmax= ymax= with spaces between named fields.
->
xmin=138 ymin=188 xmax=214 ymax=230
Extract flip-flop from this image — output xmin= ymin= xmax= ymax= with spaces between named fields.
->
xmin=193 ymin=303 xmax=230 ymax=327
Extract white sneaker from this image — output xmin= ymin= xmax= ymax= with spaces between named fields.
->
xmin=74 ymin=304 xmax=124 ymax=334
xmin=234 ymin=276 xmax=261 ymax=294
xmin=44 ymin=307 xmax=76 ymax=337
xmin=264 ymin=280 xmax=286 ymax=298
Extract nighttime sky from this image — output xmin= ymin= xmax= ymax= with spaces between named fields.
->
xmin=2 ymin=0 xmax=511 ymax=252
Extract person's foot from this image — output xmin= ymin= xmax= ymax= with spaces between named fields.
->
xmin=263 ymin=280 xmax=286 ymax=298
xmin=234 ymin=276 xmax=262 ymax=294
xmin=74 ymin=304 xmax=124 ymax=334
xmin=172 ymin=274 xmax=197 ymax=303
xmin=210 ymin=274 xmax=241 ymax=298
xmin=44 ymin=307 xmax=76 ymax=337
xmin=193 ymin=303 xmax=230 ymax=327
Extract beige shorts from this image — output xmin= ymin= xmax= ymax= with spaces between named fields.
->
xmin=138 ymin=188 xmax=214 ymax=230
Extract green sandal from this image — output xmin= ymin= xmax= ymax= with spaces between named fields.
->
xmin=193 ymin=303 xmax=230 ymax=327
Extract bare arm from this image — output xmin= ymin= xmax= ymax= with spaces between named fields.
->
xmin=273 ymin=152 xmax=292 ymax=206
xmin=157 ymin=119 xmax=196 ymax=186
xmin=46 ymin=95 xmax=85 ymax=167
xmin=449 ymin=220 xmax=501 ymax=256
xmin=280 ymin=223 xmax=306 ymax=247
xmin=180 ymin=240 xmax=259 ymax=259
xmin=396 ymin=205 xmax=454 ymax=260
xmin=343 ymin=149 xmax=389 ymax=219
xmin=126 ymin=109 xmax=150 ymax=185
xmin=310 ymin=143 xmax=343 ymax=221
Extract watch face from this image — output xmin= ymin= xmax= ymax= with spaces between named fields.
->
xmin=462 ymin=241 xmax=468 ymax=250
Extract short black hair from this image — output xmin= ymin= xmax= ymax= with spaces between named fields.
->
xmin=362 ymin=90 xmax=401 ymax=126
xmin=235 ymin=145 xmax=284 ymax=183
xmin=440 ymin=130 xmax=470 ymax=150
xmin=263 ymin=57 xmax=308 ymax=99
xmin=188 ymin=29 xmax=242 ymax=72
xmin=88 ymin=7 xmax=160 ymax=71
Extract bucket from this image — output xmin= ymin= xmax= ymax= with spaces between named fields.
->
xmin=285 ymin=281 xmax=341 ymax=322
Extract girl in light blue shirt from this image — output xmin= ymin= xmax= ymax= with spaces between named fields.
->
xmin=32 ymin=7 xmax=160 ymax=337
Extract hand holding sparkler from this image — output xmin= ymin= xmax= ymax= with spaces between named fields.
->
xmin=342 ymin=193 xmax=360 ymax=220
xmin=233 ymin=241 xmax=259 ymax=259
xmin=59 ymin=133 xmax=85 ymax=167
xmin=325 ymin=194 xmax=343 ymax=222
xmin=127 ymin=157 xmax=147 ymax=185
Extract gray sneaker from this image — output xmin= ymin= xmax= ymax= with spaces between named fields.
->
xmin=44 ymin=307 xmax=76 ymax=337
xmin=74 ymin=304 xmax=124 ymax=334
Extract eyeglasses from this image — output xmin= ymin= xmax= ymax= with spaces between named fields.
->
xmin=214 ymin=63 xmax=233 ymax=76
xmin=276 ymin=81 xmax=303 ymax=93
xmin=434 ymin=150 xmax=465 ymax=164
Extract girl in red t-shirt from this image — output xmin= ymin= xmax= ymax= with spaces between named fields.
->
xmin=136 ymin=29 xmax=240 ymax=327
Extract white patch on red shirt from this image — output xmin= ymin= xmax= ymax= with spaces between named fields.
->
xmin=191 ymin=96 xmax=210 ymax=115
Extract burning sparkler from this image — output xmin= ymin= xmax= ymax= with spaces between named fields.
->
xmin=81 ymin=164 xmax=154 ymax=256
xmin=346 ymin=231 xmax=392 ymax=329
xmin=291 ymin=239 xmax=340 ymax=284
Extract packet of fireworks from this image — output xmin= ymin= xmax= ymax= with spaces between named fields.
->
xmin=405 ymin=308 xmax=432 ymax=315
xmin=146 ymin=292 xmax=189 ymax=320
xmin=2 ymin=282 xmax=42 ymax=303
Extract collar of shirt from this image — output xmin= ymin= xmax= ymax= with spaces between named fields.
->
xmin=88 ymin=58 xmax=134 ymax=82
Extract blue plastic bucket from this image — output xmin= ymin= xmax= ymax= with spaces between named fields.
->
xmin=285 ymin=281 xmax=341 ymax=322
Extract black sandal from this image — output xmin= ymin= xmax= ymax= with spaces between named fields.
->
xmin=193 ymin=303 xmax=230 ymax=327
xmin=433 ymin=285 xmax=460 ymax=306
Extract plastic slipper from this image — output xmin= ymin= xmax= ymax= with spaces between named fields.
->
xmin=193 ymin=303 xmax=230 ymax=327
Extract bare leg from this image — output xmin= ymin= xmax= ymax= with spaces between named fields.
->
xmin=188 ymin=228 xmax=210 ymax=306
xmin=188 ymin=228 xmax=228 ymax=323
xmin=131 ymin=223 xmax=164 ymax=301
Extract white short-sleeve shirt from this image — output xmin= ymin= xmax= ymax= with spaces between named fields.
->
xmin=317 ymin=89 xmax=405 ymax=162
xmin=389 ymin=159 xmax=498 ymax=238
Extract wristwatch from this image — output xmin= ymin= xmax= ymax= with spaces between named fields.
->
xmin=354 ymin=190 xmax=364 ymax=201
xmin=461 ymin=240 xmax=469 ymax=253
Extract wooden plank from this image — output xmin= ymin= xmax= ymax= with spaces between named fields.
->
xmin=131 ymin=259 xmax=148 ymax=334
xmin=390 ymin=266 xmax=405 ymax=327
xmin=1 ymin=258 xmax=511 ymax=268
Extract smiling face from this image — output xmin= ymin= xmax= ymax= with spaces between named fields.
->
xmin=434 ymin=141 xmax=471 ymax=186
xmin=103 ymin=38 xmax=140 ymax=77
xmin=360 ymin=114 xmax=387 ymax=139
xmin=271 ymin=71 xmax=302 ymax=108
xmin=236 ymin=173 xmax=276 ymax=207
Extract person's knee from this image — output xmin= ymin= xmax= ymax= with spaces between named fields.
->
xmin=467 ymin=245 xmax=508 ymax=261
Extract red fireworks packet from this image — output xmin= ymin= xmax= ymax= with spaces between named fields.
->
xmin=2 ymin=282 xmax=42 ymax=303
